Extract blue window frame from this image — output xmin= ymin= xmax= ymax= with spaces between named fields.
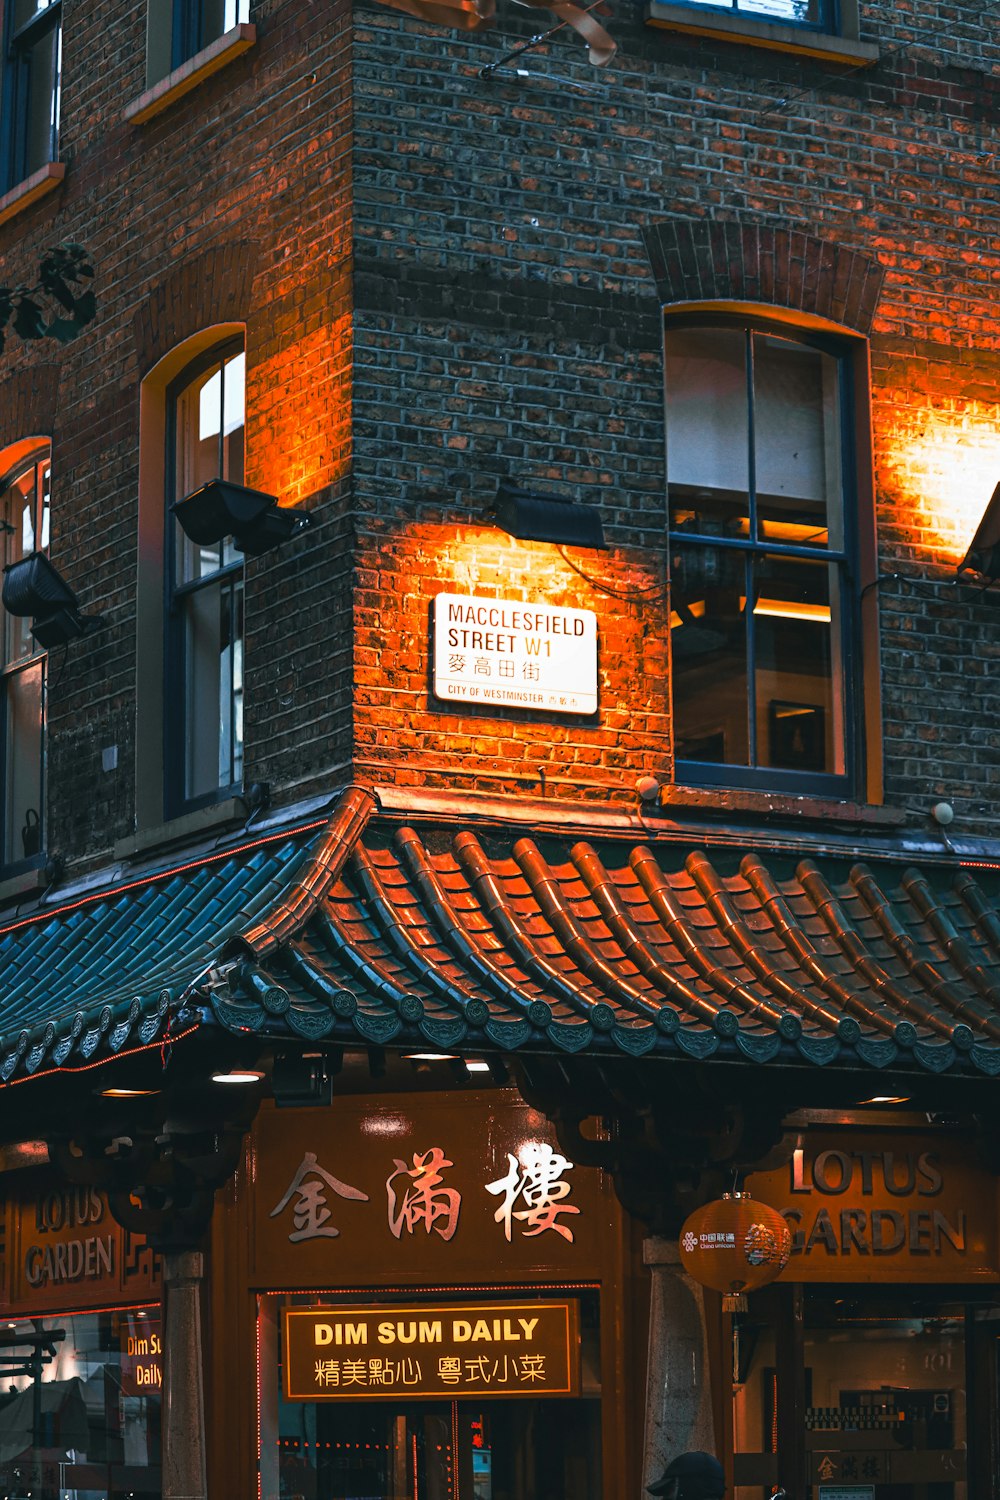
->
xmin=666 ymin=320 xmax=861 ymax=798
xmin=668 ymin=0 xmax=833 ymax=29
xmin=0 ymin=447 xmax=49 ymax=868
xmin=165 ymin=342 xmax=245 ymax=817
xmin=0 ymin=0 xmax=61 ymax=194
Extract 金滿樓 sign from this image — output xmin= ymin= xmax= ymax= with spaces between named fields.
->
xmin=284 ymin=1300 xmax=579 ymax=1401
xmin=432 ymin=593 xmax=597 ymax=713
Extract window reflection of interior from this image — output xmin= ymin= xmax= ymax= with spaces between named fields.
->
xmin=666 ymin=324 xmax=849 ymax=782
xmin=0 ymin=1309 xmax=161 ymax=1498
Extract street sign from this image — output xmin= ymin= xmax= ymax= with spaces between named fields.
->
xmin=433 ymin=594 xmax=597 ymax=713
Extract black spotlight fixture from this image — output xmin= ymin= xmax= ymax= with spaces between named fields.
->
xmin=958 ymin=481 xmax=1000 ymax=584
xmin=494 ymin=480 xmax=606 ymax=549
xmin=2 ymin=553 xmax=106 ymax=648
xmin=171 ymin=479 xmax=311 ymax=558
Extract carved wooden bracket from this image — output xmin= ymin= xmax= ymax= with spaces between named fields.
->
xmin=50 ymin=1122 xmax=247 ymax=1253
xmin=515 ymin=1056 xmax=793 ymax=1235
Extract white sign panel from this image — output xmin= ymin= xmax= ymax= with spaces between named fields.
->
xmin=433 ymin=594 xmax=597 ymax=714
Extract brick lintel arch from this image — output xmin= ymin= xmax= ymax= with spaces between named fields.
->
xmin=642 ymin=218 xmax=885 ymax=334
xmin=132 ymin=239 xmax=261 ymax=373
xmin=0 ymin=365 xmax=60 ymax=455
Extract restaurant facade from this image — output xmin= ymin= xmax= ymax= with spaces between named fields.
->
xmin=0 ymin=0 xmax=999 ymax=1496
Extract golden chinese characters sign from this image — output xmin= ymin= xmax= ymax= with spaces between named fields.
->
xmin=746 ymin=1130 xmax=1000 ymax=1283
xmin=250 ymin=1094 xmax=616 ymax=1286
xmin=284 ymin=1301 xmax=579 ymax=1400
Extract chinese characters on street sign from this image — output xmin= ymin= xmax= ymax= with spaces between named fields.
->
xmin=269 ymin=1141 xmax=579 ymax=1249
xmin=284 ymin=1301 xmax=579 ymax=1401
xmin=432 ymin=594 xmax=598 ymax=714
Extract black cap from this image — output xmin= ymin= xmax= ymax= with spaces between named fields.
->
xmin=646 ymin=1451 xmax=726 ymax=1498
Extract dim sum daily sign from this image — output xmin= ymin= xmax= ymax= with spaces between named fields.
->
xmin=284 ymin=1300 xmax=579 ymax=1400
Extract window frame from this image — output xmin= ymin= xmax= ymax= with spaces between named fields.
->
xmin=163 ymin=338 xmax=245 ymax=820
xmin=0 ymin=0 xmax=61 ymax=196
xmin=0 ymin=443 xmax=49 ymax=873
xmin=666 ymin=312 xmax=870 ymax=801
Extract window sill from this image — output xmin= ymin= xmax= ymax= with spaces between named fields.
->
xmin=644 ymin=3 xmax=879 ymax=64
xmin=0 ymin=860 xmax=48 ymax=909
xmin=114 ymin=796 xmax=244 ymax=861
xmin=0 ymin=163 xmax=66 ymax=230
xmin=124 ymin=23 xmax=257 ymax=126
xmin=659 ymin=784 xmax=906 ymax=828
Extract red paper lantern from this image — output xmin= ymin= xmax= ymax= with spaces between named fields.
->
xmin=679 ymin=1193 xmax=791 ymax=1311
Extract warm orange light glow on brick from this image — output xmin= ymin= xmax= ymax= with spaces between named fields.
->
xmin=879 ymin=403 xmax=1000 ymax=562
xmin=248 ymin=317 xmax=352 ymax=507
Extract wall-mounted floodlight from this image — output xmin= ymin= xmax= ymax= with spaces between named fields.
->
xmin=2 ymin=553 xmax=106 ymax=648
xmin=958 ymin=482 xmax=1000 ymax=583
xmin=495 ymin=481 xmax=606 ymax=549
xmin=172 ymin=479 xmax=311 ymax=558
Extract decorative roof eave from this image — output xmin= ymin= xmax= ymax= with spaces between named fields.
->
xmin=4 ymin=785 xmax=1000 ymax=1087
xmin=207 ymin=790 xmax=1000 ymax=1082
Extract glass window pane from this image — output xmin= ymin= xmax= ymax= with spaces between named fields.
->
xmin=4 ymin=659 xmax=43 ymax=865
xmin=183 ymin=578 xmax=244 ymax=801
xmin=666 ymin=327 xmax=749 ymax=538
xmin=2 ymin=459 xmax=46 ymax=666
xmin=671 ymin=542 xmax=750 ymax=766
xmin=754 ymin=334 xmax=843 ymax=550
xmin=753 ymin=554 xmax=845 ymax=775
xmin=174 ymin=349 xmax=246 ymax=584
xmin=2 ymin=1308 xmax=161 ymax=1495
xmin=201 ymin=0 xmax=248 ymax=48
xmin=22 ymin=21 xmax=60 ymax=177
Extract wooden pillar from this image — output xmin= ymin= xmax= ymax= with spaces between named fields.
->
xmin=163 ymin=1250 xmax=208 ymax=1500
xmin=642 ymin=1237 xmax=716 ymax=1494
xmin=775 ymin=1283 xmax=806 ymax=1496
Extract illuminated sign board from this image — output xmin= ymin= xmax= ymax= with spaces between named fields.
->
xmin=284 ymin=1300 xmax=579 ymax=1401
xmin=432 ymin=593 xmax=598 ymax=713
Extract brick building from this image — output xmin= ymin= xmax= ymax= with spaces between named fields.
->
xmin=0 ymin=0 xmax=998 ymax=1496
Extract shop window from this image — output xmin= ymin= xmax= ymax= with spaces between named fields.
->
xmin=165 ymin=341 xmax=245 ymax=815
xmin=259 ymin=1291 xmax=603 ymax=1500
xmin=0 ymin=445 xmax=49 ymax=869
xmin=732 ymin=1287 xmax=977 ymax=1500
xmin=0 ymin=1307 xmax=161 ymax=1496
xmin=146 ymin=0 xmax=250 ymax=86
xmin=0 ymin=0 xmax=61 ymax=194
xmin=666 ymin=320 xmax=866 ymax=798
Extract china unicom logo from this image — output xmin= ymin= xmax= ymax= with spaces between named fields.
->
xmin=682 ymin=1231 xmax=698 ymax=1253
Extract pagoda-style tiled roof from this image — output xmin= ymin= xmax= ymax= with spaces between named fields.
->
xmin=5 ymin=785 xmax=1000 ymax=1083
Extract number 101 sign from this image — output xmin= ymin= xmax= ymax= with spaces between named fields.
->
xmin=432 ymin=593 xmax=598 ymax=714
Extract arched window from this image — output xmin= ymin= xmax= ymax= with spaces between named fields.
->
xmin=666 ymin=319 xmax=864 ymax=797
xmin=0 ymin=444 xmax=49 ymax=866
xmin=165 ymin=341 xmax=245 ymax=814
